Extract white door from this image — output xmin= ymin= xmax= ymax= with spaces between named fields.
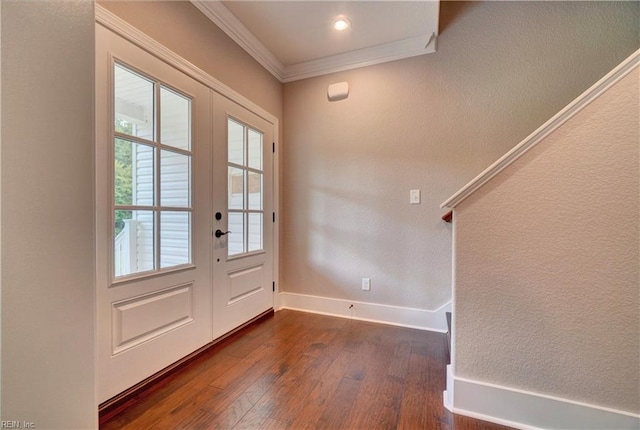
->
xmin=211 ymin=93 xmax=275 ymax=339
xmin=96 ymin=25 xmax=212 ymax=402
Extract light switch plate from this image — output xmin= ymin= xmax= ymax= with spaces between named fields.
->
xmin=410 ymin=189 xmax=421 ymax=204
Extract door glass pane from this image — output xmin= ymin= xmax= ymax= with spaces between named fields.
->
xmin=226 ymin=117 xmax=266 ymax=257
xmin=248 ymin=213 xmax=262 ymax=252
xmin=160 ymin=211 xmax=190 ymax=268
xmin=112 ymin=64 xmax=194 ymax=279
xmin=114 ymin=210 xmax=155 ymax=277
xmin=115 ymin=139 xmax=154 ymax=206
xmin=114 ymin=64 xmax=154 ymax=140
xmin=248 ymin=171 xmax=262 ymax=210
xmin=161 ymin=86 xmax=190 ymax=150
xmin=228 ymin=119 xmax=244 ymax=165
xmin=161 ymin=150 xmax=190 ymax=207
xmin=228 ymin=212 xmax=245 ymax=256
xmin=228 ymin=167 xmax=244 ymax=210
xmin=248 ymin=128 xmax=262 ymax=170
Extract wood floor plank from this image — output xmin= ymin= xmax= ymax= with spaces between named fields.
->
xmin=335 ymin=326 xmax=404 ymax=429
xmin=201 ymin=352 xmax=285 ymax=420
xmin=343 ymin=374 xmax=404 ymax=429
xmin=172 ymin=409 xmax=217 ymax=430
xmin=209 ymin=343 xmax=278 ymax=390
xmin=286 ymin=348 xmax=357 ymax=429
xmin=398 ymin=352 xmax=438 ymax=429
xmin=103 ymin=366 xmax=224 ymax=430
xmin=387 ymin=340 xmax=412 ymax=379
xmin=149 ymin=386 xmax=221 ymax=430
xmin=315 ymin=376 xmax=362 ymax=429
xmin=265 ymin=355 xmax=322 ymax=424
xmin=100 ymin=310 xmax=514 ymax=430
xmin=208 ymin=374 xmax=277 ymax=429
xmin=231 ymin=354 xmax=320 ymax=429
xmin=257 ymin=417 xmax=288 ymax=430
xmin=206 ymin=329 xmax=325 ymax=428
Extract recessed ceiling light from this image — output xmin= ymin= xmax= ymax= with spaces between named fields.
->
xmin=332 ymin=17 xmax=351 ymax=31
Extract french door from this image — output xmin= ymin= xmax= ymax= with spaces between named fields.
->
xmin=211 ymin=93 xmax=274 ymax=340
xmin=96 ymin=24 xmax=275 ymax=403
xmin=96 ymin=24 xmax=212 ymax=402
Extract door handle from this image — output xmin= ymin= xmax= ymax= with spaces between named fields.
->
xmin=214 ymin=229 xmax=231 ymax=238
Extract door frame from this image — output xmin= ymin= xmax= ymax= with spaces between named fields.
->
xmin=96 ymin=5 xmax=281 ymax=309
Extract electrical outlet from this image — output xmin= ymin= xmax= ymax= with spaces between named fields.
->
xmin=362 ymin=278 xmax=371 ymax=291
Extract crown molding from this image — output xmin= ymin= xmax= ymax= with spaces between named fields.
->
xmin=441 ymin=48 xmax=640 ymax=210
xmin=281 ymin=33 xmax=436 ymax=83
xmin=190 ymin=0 xmax=285 ymax=79
xmin=190 ymin=0 xmax=438 ymax=83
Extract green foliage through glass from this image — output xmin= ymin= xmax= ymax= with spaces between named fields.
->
xmin=114 ymin=136 xmax=133 ymax=236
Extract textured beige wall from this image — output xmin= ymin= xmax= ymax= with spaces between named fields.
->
xmin=98 ymin=0 xmax=282 ymax=122
xmin=454 ymin=66 xmax=639 ymax=412
xmin=282 ymin=1 xmax=639 ymax=310
xmin=1 ymin=2 xmax=96 ymax=427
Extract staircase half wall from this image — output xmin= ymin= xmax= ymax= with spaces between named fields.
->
xmin=441 ymin=50 xmax=640 ymax=429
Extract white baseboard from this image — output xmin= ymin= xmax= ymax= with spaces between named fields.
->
xmin=444 ymin=365 xmax=455 ymax=411
xmin=444 ymin=369 xmax=640 ymax=430
xmin=278 ymin=292 xmax=450 ymax=332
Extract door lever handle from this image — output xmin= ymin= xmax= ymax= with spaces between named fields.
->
xmin=214 ymin=229 xmax=231 ymax=238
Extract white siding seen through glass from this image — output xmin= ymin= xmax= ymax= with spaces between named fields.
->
xmin=113 ymin=63 xmax=193 ymax=277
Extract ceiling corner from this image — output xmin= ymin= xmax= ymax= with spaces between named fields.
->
xmin=190 ymin=0 xmax=286 ymax=82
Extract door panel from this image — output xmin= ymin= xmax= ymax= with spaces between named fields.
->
xmin=211 ymin=93 xmax=274 ymax=339
xmin=96 ymin=25 xmax=211 ymax=402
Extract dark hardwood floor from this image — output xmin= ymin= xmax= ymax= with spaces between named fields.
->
xmin=101 ymin=310 xmax=513 ymax=430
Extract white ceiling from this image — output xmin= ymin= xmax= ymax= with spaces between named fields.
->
xmin=191 ymin=1 xmax=440 ymax=83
